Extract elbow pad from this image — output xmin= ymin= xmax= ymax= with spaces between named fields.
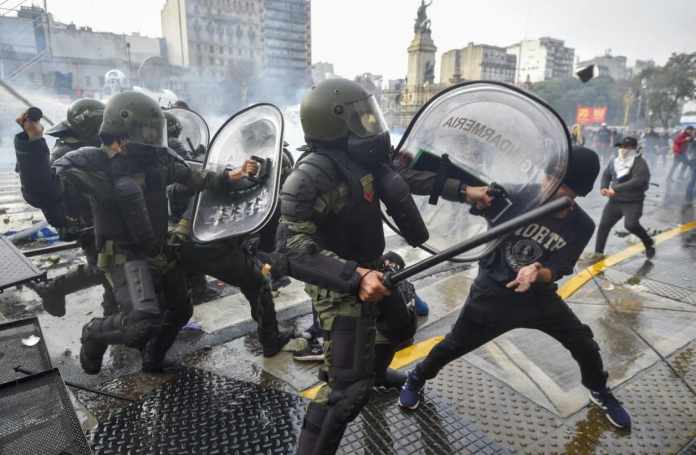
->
xmin=376 ymin=164 xmax=429 ymax=247
xmin=287 ymin=253 xmax=361 ymax=295
xmin=114 ymin=176 xmax=156 ymax=249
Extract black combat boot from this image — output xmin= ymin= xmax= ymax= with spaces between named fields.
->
xmin=31 ymin=265 xmax=103 ymax=317
xmin=261 ymin=330 xmax=293 ymax=358
xmin=295 ymin=402 xmax=328 ymax=455
xmin=374 ymin=343 xmax=406 ymax=390
xmin=80 ymin=318 xmax=109 ymax=375
xmin=253 ymin=283 xmax=294 ymax=357
xmin=141 ymin=324 xmax=182 ymax=374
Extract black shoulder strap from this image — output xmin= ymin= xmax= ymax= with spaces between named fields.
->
xmin=429 ymin=153 xmax=452 ymax=205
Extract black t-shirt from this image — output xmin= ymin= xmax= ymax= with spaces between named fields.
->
xmin=476 ymin=204 xmax=595 ymax=296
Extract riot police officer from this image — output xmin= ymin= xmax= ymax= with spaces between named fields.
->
xmin=47 ymin=98 xmax=105 ymax=161
xmin=27 ymin=98 xmax=117 ymax=318
xmin=274 ymin=78 xmax=492 ymax=454
xmin=15 ymin=91 xmax=256 ymax=374
xmin=164 ymin=111 xmax=191 ymax=160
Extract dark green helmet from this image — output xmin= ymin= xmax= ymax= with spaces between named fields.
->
xmin=46 ymin=98 xmax=105 ymax=145
xmin=300 ymin=78 xmax=388 ymax=142
xmin=164 ymin=111 xmax=183 ymax=138
xmin=99 ymin=91 xmax=167 ymax=148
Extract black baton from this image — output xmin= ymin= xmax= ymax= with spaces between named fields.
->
xmin=383 ymin=196 xmax=573 ymax=288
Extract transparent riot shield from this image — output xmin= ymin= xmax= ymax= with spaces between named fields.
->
xmin=392 ymin=81 xmax=570 ymax=261
xmin=167 ymin=107 xmax=210 ymax=160
xmin=192 ymin=104 xmax=284 ymax=243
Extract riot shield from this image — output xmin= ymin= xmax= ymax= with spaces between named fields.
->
xmin=167 ymin=107 xmax=210 ymax=160
xmin=192 ymin=104 xmax=284 ymax=243
xmin=393 ymin=81 xmax=570 ymax=261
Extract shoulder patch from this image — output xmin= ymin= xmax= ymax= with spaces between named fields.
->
xmin=360 ymin=174 xmax=375 ymax=203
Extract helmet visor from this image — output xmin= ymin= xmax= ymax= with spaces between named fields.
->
xmin=130 ymin=119 xmax=168 ymax=149
xmin=344 ymin=95 xmax=388 ymax=138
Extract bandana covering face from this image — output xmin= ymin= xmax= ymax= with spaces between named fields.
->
xmin=614 ymin=148 xmax=637 ymax=179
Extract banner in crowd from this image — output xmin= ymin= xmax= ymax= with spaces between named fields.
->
xmin=576 ymin=106 xmax=608 ymax=125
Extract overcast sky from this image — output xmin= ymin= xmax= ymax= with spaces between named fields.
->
xmin=19 ymin=0 xmax=696 ymax=80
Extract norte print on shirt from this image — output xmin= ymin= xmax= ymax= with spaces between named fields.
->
xmin=503 ymin=223 xmax=569 ymax=272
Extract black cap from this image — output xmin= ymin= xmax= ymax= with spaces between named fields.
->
xmin=615 ymin=136 xmax=638 ymax=148
xmin=562 ymin=145 xmax=600 ymax=197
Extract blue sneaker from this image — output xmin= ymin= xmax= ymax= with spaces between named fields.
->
xmin=589 ymin=388 xmax=632 ymax=430
xmin=399 ymin=369 xmax=425 ymax=410
xmin=414 ymin=294 xmax=429 ymax=316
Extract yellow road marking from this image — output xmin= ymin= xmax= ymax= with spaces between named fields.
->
xmin=300 ymin=336 xmax=444 ymax=400
xmin=558 ymin=219 xmax=696 ymax=299
xmin=300 ymin=219 xmax=696 ymax=400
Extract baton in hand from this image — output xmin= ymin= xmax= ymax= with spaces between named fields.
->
xmin=383 ymin=196 xmax=573 ymax=288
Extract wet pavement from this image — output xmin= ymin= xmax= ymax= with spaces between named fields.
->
xmin=2 ymin=160 xmax=696 ymax=453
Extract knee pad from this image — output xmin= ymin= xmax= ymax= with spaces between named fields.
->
xmin=123 ymin=312 xmax=160 ymax=348
xmin=329 ymin=315 xmax=376 ymax=386
xmin=327 ymin=377 xmax=374 ymax=425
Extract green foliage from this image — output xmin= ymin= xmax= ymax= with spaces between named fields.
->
xmin=529 ymin=76 xmax=629 ymax=126
xmin=636 ymin=52 xmax=696 ymax=128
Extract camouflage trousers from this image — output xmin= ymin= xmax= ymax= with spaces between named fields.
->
xmin=306 ymin=283 xmax=390 ymax=405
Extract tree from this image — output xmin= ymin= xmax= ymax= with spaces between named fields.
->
xmin=636 ymin=52 xmax=696 ymax=129
xmin=529 ymin=77 xmax=629 ymax=126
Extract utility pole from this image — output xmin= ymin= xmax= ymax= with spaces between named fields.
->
xmin=126 ymin=42 xmax=132 ymax=81
xmin=43 ymin=0 xmax=52 ymax=59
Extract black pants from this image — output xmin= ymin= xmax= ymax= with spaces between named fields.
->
xmin=179 ymin=241 xmax=281 ymax=346
xmin=416 ymin=287 xmax=608 ymax=391
xmin=595 ymin=200 xmax=652 ymax=254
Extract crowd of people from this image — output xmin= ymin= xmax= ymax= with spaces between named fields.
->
xmin=573 ymin=122 xmax=696 ymax=205
xmin=14 ymin=78 xmax=696 ymax=453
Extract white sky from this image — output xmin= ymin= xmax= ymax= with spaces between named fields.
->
xmin=15 ymin=0 xmax=696 ymax=80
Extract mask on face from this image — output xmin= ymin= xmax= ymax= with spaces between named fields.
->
xmin=346 ymin=131 xmax=392 ymax=169
xmin=618 ymin=147 xmax=636 ymax=160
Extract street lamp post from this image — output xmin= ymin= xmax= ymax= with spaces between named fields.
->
xmin=126 ymin=42 xmax=132 ymax=82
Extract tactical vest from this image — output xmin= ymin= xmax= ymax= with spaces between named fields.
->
xmin=308 ymin=147 xmax=386 ymax=264
xmin=56 ymin=147 xmax=171 ymax=253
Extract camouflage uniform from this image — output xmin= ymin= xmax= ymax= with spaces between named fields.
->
xmin=284 ymin=77 xmax=469 ymax=454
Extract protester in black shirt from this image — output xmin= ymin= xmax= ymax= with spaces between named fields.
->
xmin=591 ymin=136 xmax=654 ymax=260
xmin=399 ymin=146 xmax=632 ymax=431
